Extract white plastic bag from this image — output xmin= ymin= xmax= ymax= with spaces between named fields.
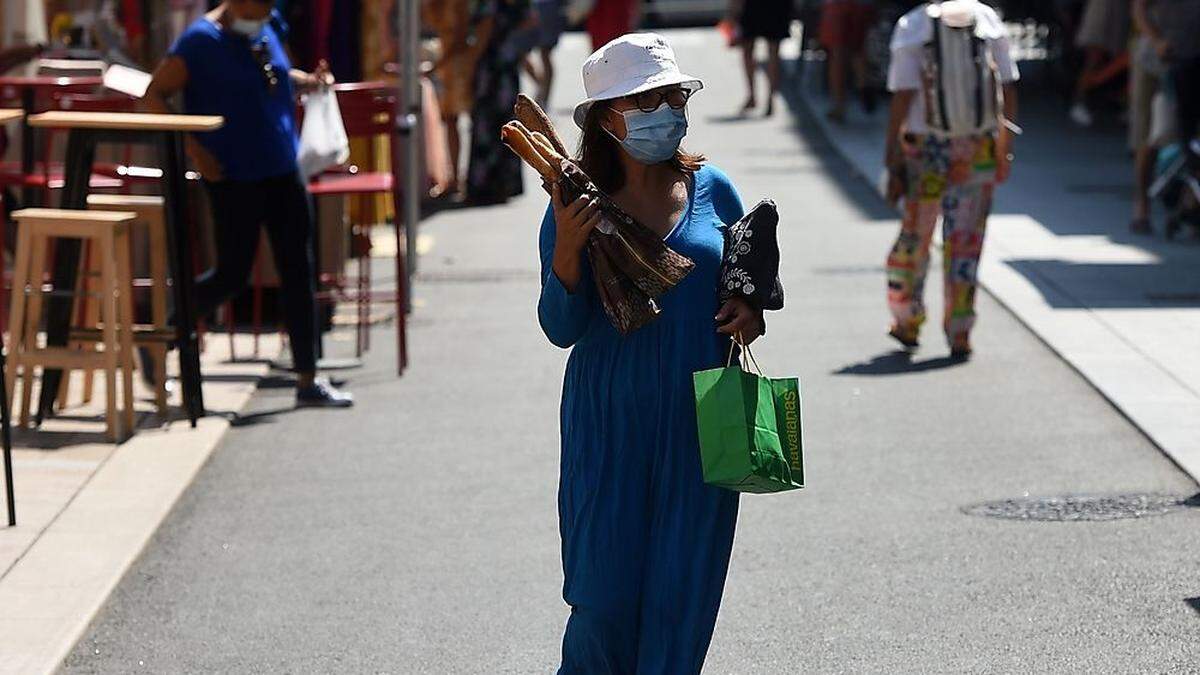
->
xmin=1149 ymin=90 xmax=1178 ymax=149
xmin=297 ymin=88 xmax=350 ymax=179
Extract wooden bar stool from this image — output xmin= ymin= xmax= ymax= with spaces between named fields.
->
xmin=56 ymin=195 xmax=171 ymax=415
xmin=5 ymin=208 xmax=138 ymax=442
xmin=26 ymin=110 xmax=222 ymax=427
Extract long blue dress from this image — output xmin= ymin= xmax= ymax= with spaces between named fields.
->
xmin=538 ymin=165 xmax=746 ymax=674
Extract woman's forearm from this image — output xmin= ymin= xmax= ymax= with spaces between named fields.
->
xmin=885 ymin=90 xmax=915 ymax=167
xmin=551 ymin=249 xmax=583 ymax=293
xmin=290 ymin=68 xmax=317 ymax=93
xmin=999 ymin=85 xmax=1018 ymax=152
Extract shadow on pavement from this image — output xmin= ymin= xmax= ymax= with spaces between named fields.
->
xmin=777 ymin=59 xmax=897 ymax=223
xmin=225 ymin=407 xmax=294 ymax=427
xmin=833 ymin=350 xmax=966 ymax=376
xmin=704 ymin=113 xmax=758 ymax=124
xmin=1187 ymin=598 xmax=1200 ymax=616
xmin=1005 ymin=259 xmax=1200 ymax=309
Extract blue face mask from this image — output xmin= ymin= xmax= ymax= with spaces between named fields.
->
xmin=607 ymin=103 xmax=688 ymax=164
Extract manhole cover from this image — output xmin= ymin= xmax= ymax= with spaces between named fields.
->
xmin=962 ymin=493 xmax=1197 ymax=522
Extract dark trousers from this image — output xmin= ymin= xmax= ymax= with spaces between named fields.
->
xmin=195 ymin=171 xmax=318 ymax=373
xmin=1171 ymin=56 xmax=1200 ymax=163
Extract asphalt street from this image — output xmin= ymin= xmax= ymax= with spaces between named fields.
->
xmin=63 ymin=30 xmax=1200 ymax=674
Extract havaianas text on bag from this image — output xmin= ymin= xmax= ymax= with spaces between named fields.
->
xmin=782 ymin=390 xmax=800 ymax=470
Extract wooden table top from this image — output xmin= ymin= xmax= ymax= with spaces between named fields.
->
xmin=0 ymin=109 xmax=24 ymax=124
xmin=0 ymin=75 xmax=104 ymax=88
xmin=27 ymin=111 xmax=224 ymax=132
xmin=12 ymin=208 xmax=137 ymax=223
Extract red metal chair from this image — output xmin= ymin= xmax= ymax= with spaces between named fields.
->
xmin=304 ymin=82 xmax=409 ymax=370
xmin=0 ymin=89 xmax=132 ymax=196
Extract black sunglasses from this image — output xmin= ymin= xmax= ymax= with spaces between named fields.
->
xmin=628 ymin=87 xmax=692 ymax=113
xmin=249 ymin=38 xmax=279 ymax=94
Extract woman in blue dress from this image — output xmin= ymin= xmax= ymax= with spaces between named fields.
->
xmin=538 ymin=33 xmax=762 ymax=673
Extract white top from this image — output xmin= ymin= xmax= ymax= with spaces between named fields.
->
xmin=887 ymin=3 xmax=1019 ymax=135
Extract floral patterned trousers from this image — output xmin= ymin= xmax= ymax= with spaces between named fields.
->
xmin=886 ymin=133 xmax=996 ymax=345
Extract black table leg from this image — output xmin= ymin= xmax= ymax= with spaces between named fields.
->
xmin=158 ymin=132 xmax=204 ymax=425
xmin=1 ymin=346 xmax=13 ymax=527
xmin=35 ymin=131 xmax=96 ymax=424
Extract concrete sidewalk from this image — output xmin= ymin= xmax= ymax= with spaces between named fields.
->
xmin=0 ymin=333 xmax=280 ymax=674
xmin=791 ymin=62 xmax=1200 ymax=484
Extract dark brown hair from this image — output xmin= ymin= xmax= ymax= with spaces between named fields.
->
xmin=576 ymin=102 xmax=705 ymax=194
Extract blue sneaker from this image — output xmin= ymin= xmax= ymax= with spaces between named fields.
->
xmin=296 ymin=378 xmax=354 ymax=408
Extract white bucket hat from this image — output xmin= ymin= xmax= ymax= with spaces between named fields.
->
xmin=572 ymin=32 xmax=703 ymax=129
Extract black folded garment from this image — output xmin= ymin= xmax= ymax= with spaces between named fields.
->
xmin=719 ymin=199 xmax=784 ymax=311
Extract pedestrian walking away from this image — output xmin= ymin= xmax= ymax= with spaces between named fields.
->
xmin=423 ymin=0 xmax=482 ymax=200
xmin=538 ymin=33 xmax=765 ymax=673
xmin=820 ymin=0 xmax=876 ymax=122
xmin=882 ymin=0 xmax=1019 ymax=359
xmin=144 ymin=0 xmax=354 ymax=407
xmin=466 ymin=0 xmax=532 ymax=205
xmin=1069 ymin=0 xmax=1130 ymax=127
xmin=730 ymin=0 xmax=792 ymax=116
xmin=520 ymin=0 xmax=566 ymax=108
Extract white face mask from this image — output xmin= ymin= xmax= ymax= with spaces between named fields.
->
xmin=230 ymin=17 xmax=267 ymax=37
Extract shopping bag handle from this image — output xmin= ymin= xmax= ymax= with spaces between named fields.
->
xmin=725 ymin=333 xmax=763 ymax=376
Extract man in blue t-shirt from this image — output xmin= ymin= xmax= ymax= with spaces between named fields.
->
xmin=145 ymin=0 xmax=353 ymax=407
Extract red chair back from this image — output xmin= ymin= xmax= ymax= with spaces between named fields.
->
xmin=301 ymin=82 xmax=404 ymax=204
xmin=332 ymin=82 xmax=399 ymax=138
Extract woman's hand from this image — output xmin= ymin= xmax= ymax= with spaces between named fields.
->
xmin=293 ymin=60 xmax=334 ymax=93
xmin=550 ymin=183 xmax=601 ymax=293
xmin=313 ymin=60 xmax=334 ymax=87
xmin=715 ymin=297 xmax=763 ymax=343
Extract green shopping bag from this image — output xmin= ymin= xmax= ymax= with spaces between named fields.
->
xmin=693 ymin=342 xmax=804 ymax=493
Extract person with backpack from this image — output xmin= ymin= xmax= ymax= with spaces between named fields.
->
xmin=882 ymin=0 xmax=1019 ymax=360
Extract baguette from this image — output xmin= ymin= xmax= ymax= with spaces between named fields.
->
xmin=501 ymin=122 xmax=556 ymax=180
xmin=530 ymin=131 xmax=565 ymax=169
xmin=514 ymin=94 xmax=568 ymax=157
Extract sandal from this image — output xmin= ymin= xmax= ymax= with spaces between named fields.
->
xmin=949 ymin=336 xmax=973 ymax=361
xmin=888 ymin=325 xmax=920 ymax=350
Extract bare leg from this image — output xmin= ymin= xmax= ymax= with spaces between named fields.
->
xmin=1070 ymin=47 xmax=1106 ymax=125
xmin=1074 ymin=47 xmax=1106 ymax=101
xmin=538 ymin=46 xmax=554 ymax=106
xmin=765 ymin=40 xmax=781 ymax=116
xmin=741 ymin=40 xmax=757 ymax=112
xmin=444 ymin=114 xmax=461 ymax=194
